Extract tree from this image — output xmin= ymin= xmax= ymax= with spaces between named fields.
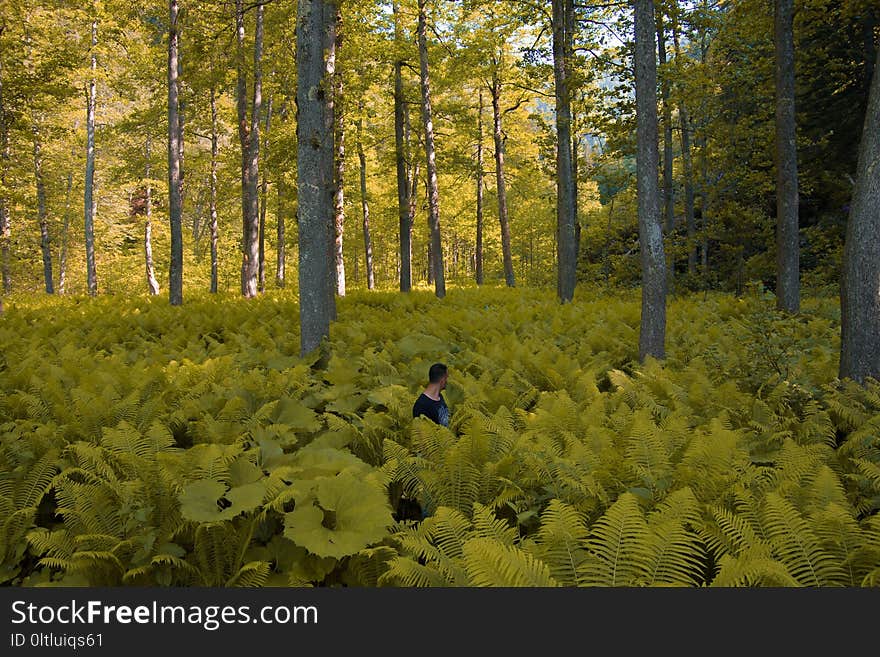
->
xmin=167 ymin=0 xmax=183 ymax=306
xmin=774 ymin=0 xmax=799 ymax=313
xmin=418 ymin=0 xmax=445 ymax=298
xmin=552 ymin=0 xmax=576 ymax=303
xmin=475 ymin=88 xmax=484 ymax=285
xmin=0 ymin=41 xmax=9 ymax=296
xmin=393 ymin=2 xmax=413 ymax=292
xmin=333 ymin=13 xmax=345 ymax=297
xmin=296 ymin=0 xmax=336 ymax=356
xmin=657 ymin=8 xmax=674 ymax=286
xmin=237 ymin=0 xmax=264 ymax=299
xmin=84 ymin=6 xmax=98 ymax=296
xmin=839 ymin=48 xmax=880 ymax=384
xmin=355 ymin=103 xmax=375 ymax=290
xmin=142 ymin=138 xmax=159 ymax=296
xmin=634 ymin=0 xmax=667 ymax=361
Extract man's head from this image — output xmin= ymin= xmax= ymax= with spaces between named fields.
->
xmin=428 ymin=363 xmax=448 ymax=390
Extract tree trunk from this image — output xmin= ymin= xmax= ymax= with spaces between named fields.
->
xmin=296 ymin=0 xmax=336 ymax=355
xmin=393 ymin=2 xmax=412 ymax=293
xmin=84 ymin=12 xmax=98 ymax=296
xmin=58 ymin=170 xmax=72 ymax=294
xmin=774 ymin=0 xmax=800 ymax=313
xmin=840 ymin=47 xmax=880 ymax=384
xmin=210 ymin=82 xmax=219 ymax=293
xmin=671 ymin=13 xmax=696 ymax=277
xmin=356 ymin=109 xmax=374 ymax=290
xmin=657 ymin=14 xmax=675 ymax=289
xmin=475 ymin=88 xmax=484 ymax=286
xmin=552 ymin=0 xmax=576 ymax=303
xmin=491 ymin=74 xmax=515 ymax=287
xmin=259 ymin=96 xmax=272 ymax=293
xmin=0 ymin=49 xmax=10 ymax=295
xmin=168 ymin=0 xmax=183 ymax=305
xmin=31 ymin=118 xmax=53 ymax=294
xmin=333 ymin=24 xmax=346 ymax=298
xmin=634 ymin=0 xmax=667 ymax=362
xmin=276 ymin=175 xmax=286 ymax=288
xmin=239 ymin=0 xmax=263 ymax=298
xmin=418 ymin=0 xmax=445 ymax=298
xmin=145 ymin=136 xmax=159 ymax=295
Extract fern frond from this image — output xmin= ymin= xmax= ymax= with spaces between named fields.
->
xmin=579 ymin=493 xmax=652 ymax=586
xmin=761 ymin=493 xmax=846 ymax=586
xmin=227 ymin=561 xmax=271 ymax=587
xmin=463 ymin=537 xmax=558 ymax=587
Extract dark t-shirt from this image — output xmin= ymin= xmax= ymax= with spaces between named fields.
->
xmin=412 ymin=393 xmax=449 ymax=427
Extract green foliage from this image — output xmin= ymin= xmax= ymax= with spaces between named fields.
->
xmin=1 ymin=288 xmax=879 ymax=586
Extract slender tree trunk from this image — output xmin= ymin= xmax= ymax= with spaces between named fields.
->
xmin=333 ymin=22 xmax=346 ymax=298
xmin=671 ymin=14 xmax=696 ymax=277
xmin=393 ymin=2 xmax=412 ymax=293
xmin=657 ymin=15 xmax=675 ymax=289
xmin=177 ymin=31 xmax=185 ymax=210
xmin=58 ymin=170 xmax=72 ymax=294
xmin=634 ymin=0 xmax=667 ymax=361
xmin=552 ymin=0 xmax=576 ymax=302
xmin=356 ymin=109 xmax=374 ymax=290
xmin=145 ymin=136 xmax=160 ymax=295
xmin=296 ymin=0 xmax=336 ymax=355
xmin=276 ymin=101 xmax=288 ymax=289
xmin=30 ymin=118 xmax=53 ymax=293
xmin=603 ymin=197 xmax=615 ymax=282
xmin=276 ymin=175 xmax=286 ymax=288
xmin=240 ymin=1 xmax=263 ymax=298
xmin=475 ymin=88 xmax=484 ymax=286
xmin=774 ymin=0 xmax=800 ymax=313
xmin=491 ymin=74 xmax=515 ymax=287
xmin=840 ymin=47 xmax=880 ymax=384
xmin=259 ymin=97 xmax=272 ymax=293
xmin=417 ymin=0 xmax=445 ymax=297
xmin=167 ymin=0 xmax=183 ymax=305
xmin=210 ymin=82 xmax=219 ymax=293
xmin=84 ymin=13 xmax=98 ymax=296
xmin=0 ymin=48 xmax=10 ymax=295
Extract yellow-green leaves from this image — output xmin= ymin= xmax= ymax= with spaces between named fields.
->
xmin=283 ymin=474 xmax=392 ymax=559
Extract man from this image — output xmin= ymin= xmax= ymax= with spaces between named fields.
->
xmin=412 ymin=362 xmax=450 ymax=427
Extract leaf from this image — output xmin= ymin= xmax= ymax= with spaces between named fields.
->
xmin=272 ymin=397 xmax=322 ymax=433
xmin=283 ymin=474 xmax=392 ymax=559
xmin=178 ymin=479 xmax=232 ymax=523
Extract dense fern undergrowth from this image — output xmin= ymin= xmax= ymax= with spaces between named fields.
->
xmin=1 ymin=285 xmax=879 ymax=587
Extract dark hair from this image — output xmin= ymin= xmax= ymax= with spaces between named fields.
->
xmin=428 ymin=363 xmax=448 ymax=383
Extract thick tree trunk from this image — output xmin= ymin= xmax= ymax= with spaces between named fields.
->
xmin=475 ymin=89 xmax=484 ymax=286
xmin=356 ymin=111 xmax=374 ymax=290
xmin=491 ymin=74 xmax=515 ymax=287
xmin=145 ymin=137 xmax=160 ymax=295
xmin=774 ymin=0 xmax=800 ymax=313
xmin=84 ymin=13 xmax=98 ymax=296
xmin=634 ymin=0 xmax=667 ymax=361
xmin=58 ymin=171 xmax=72 ymax=294
xmin=168 ymin=0 xmax=183 ymax=305
xmin=31 ymin=119 xmax=53 ymax=294
xmin=657 ymin=16 xmax=674 ymax=290
xmin=840 ymin=47 xmax=880 ymax=384
xmin=393 ymin=2 xmax=412 ymax=293
xmin=259 ymin=97 xmax=272 ymax=293
xmin=552 ymin=0 xmax=576 ymax=303
xmin=417 ymin=0 xmax=445 ymax=298
xmin=210 ymin=83 xmax=219 ymax=293
xmin=333 ymin=25 xmax=346 ymax=298
xmin=296 ymin=0 xmax=336 ymax=355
